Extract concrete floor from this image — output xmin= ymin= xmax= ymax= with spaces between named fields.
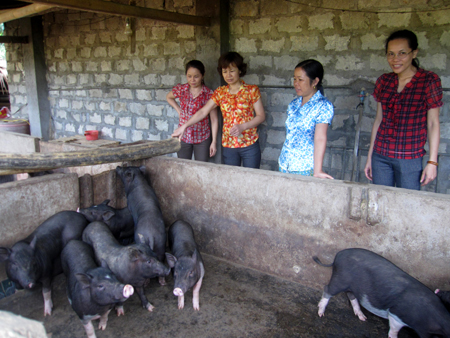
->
xmin=0 ymin=254 xmax=419 ymax=338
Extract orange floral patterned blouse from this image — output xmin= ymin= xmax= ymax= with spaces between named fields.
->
xmin=211 ymin=81 xmax=261 ymax=148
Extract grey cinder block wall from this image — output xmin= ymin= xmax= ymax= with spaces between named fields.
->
xmin=4 ymin=0 xmax=450 ymax=192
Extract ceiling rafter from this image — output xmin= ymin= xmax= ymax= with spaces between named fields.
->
xmin=1 ymin=0 xmax=211 ymax=26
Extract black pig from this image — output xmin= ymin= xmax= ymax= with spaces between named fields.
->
xmin=435 ymin=289 xmax=450 ymax=312
xmin=62 ymin=240 xmax=134 ymax=338
xmin=0 ymin=211 xmax=88 ymax=316
xmin=115 ymin=166 xmax=167 ymax=285
xmin=165 ymin=220 xmax=205 ymax=310
xmin=78 ymin=199 xmax=134 ymax=240
xmin=314 ymin=248 xmax=450 ymax=338
xmin=82 ymin=221 xmax=170 ymax=313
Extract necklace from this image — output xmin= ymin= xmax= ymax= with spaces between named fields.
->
xmin=190 ymin=86 xmax=202 ymax=98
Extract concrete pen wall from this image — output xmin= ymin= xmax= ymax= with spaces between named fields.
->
xmin=144 ymin=157 xmax=450 ymax=292
xmin=1 ymin=156 xmax=449 ymax=292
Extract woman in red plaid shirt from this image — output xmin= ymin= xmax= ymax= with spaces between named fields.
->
xmin=167 ymin=60 xmax=219 ymax=162
xmin=364 ymin=30 xmax=443 ymax=190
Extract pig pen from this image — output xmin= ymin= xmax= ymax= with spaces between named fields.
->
xmin=1 ymin=156 xmax=450 ymax=338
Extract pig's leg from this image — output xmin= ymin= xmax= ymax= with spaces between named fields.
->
xmin=43 ymin=290 xmax=53 ymax=316
xmin=192 ymin=263 xmax=205 ymax=310
xmin=98 ymin=309 xmax=111 ymax=330
xmin=116 ymin=303 xmax=125 ymax=316
xmin=136 ymin=286 xmax=154 ymax=312
xmin=177 ymin=294 xmax=185 ymax=309
xmin=318 ymin=286 xmax=332 ymax=317
xmin=347 ymin=292 xmax=367 ymax=321
xmin=318 ymin=296 xmax=330 ymax=317
xmin=192 ymin=276 xmax=203 ymax=310
xmin=82 ymin=319 xmax=97 ymax=338
xmin=42 ymin=277 xmax=53 ymax=316
xmin=387 ymin=314 xmax=405 ymax=338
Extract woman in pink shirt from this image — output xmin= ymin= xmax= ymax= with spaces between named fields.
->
xmin=167 ymin=60 xmax=218 ymax=162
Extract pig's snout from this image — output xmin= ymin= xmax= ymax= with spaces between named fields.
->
xmin=123 ymin=284 xmax=134 ymax=298
xmin=173 ymin=288 xmax=184 ymax=297
xmin=27 ymin=282 xmax=35 ymax=289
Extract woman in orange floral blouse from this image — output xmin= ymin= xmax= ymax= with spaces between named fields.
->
xmin=172 ymin=52 xmax=266 ymax=168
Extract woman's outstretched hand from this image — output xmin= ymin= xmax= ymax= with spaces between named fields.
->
xmin=172 ymin=126 xmax=186 ymax=140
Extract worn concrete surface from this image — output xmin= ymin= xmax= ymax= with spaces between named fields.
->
xmin=145 ymin=157 xmax=450 ymax=292
xmin=0 ymin=254 xmax=419 ymax=338
xmin=0 ymin=130 xmax=39 ymax=154
xmin=0 ymin=173 xmax=80 ymax=281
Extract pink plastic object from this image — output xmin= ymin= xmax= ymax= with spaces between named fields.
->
xmin=84 ymin=130 xmax=99 ymax=141
xmin=0 ymin=107 xmax=10 ymax=119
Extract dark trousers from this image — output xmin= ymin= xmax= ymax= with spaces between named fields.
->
xmin=177 ymin=136 xmax=211 ymax=162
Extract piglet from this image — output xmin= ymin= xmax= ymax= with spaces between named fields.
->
xmin=115 ymin=166 xmax=167 ymax=284
xmin=0 ymin=211 xmax=88 ymax=316
xmin=78 ymin=199 xmax=134 ymax=241
xmin=165 ymin=220 xmax=205 ymax=310
xmin=314 ymin=248 xmax=450 ymax=338
xmin=435 ymin=289 xmax=450 ymax=312
xmin=82 ymin=221 xmax=170 ymax=313
xmin=61 ymin=240 xmax=134 ymax=338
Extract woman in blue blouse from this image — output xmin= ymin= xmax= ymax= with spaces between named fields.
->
xmin=278 ymin=59 xmax=334 ymax=178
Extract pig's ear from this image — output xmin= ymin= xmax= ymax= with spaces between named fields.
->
xmin=0 ymin=247 xmax=11 ymax=262
xmin=100 ymin=259 xmax=111 ymax=270
xmin=192 ymin=249 xmax=200 ymax=262
xmin=137 ymin=233 xmax=147 ymax=245
xmin=129 ymin=248 xmax=141 ymax=262
xmin=75 ymin=273 xmax=92 ymax=289
xmin=102 ymin=210 xmax=115 ymax=222
xmin=115 ymin=166 xmax=122 ymax=173
xmin=139 ymin=166 xmax=146 ymax=175
xmin=165 ymin=253 xmax=177 ymax=268
xmin=101 ymin=199 xmax=111 ymax=206
xmin=29 ymin=237 xmax=37 ymax=250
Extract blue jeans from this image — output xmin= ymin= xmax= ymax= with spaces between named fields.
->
xmin=222 ymin=140 xmax=261 ymax=169
xmin=371 ymin=152 xmax=423 ymax=190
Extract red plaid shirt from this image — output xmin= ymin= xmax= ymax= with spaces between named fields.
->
xmin=172 ymin=83 xmax=213 ymax=144
xmin=373 ymin=68 xmax=443 ymax=159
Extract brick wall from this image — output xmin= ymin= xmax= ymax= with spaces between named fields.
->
xmin=4 ymin=0 xmax=450 ymax=192
xmin=230 ymin=0 xmax=450 ymax=193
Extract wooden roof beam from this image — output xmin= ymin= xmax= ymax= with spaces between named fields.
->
xmin=0 ymin=3 xmax=54 ymax=24
xmin=22 ymin=0 xmax=211 ymax=26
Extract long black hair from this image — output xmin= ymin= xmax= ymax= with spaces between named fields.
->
xmin=385 ymin=29 xmax=420 ymax=68
xmin=295 ymin=59 xmax=324 ymax=95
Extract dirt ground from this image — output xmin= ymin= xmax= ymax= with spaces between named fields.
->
xmin=0 ymin=254 xmax=420 ymax=338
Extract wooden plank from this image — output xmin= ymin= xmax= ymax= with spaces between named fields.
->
xmin=48 ymin=135 xmax=121 ymax=148
xmin=0 ymin=36 xmax=29 ymax=43
xmin=0 ymin=138 xmax=180 ymax=175
xmin=23 ymin=0 xmax=211 ymax=26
